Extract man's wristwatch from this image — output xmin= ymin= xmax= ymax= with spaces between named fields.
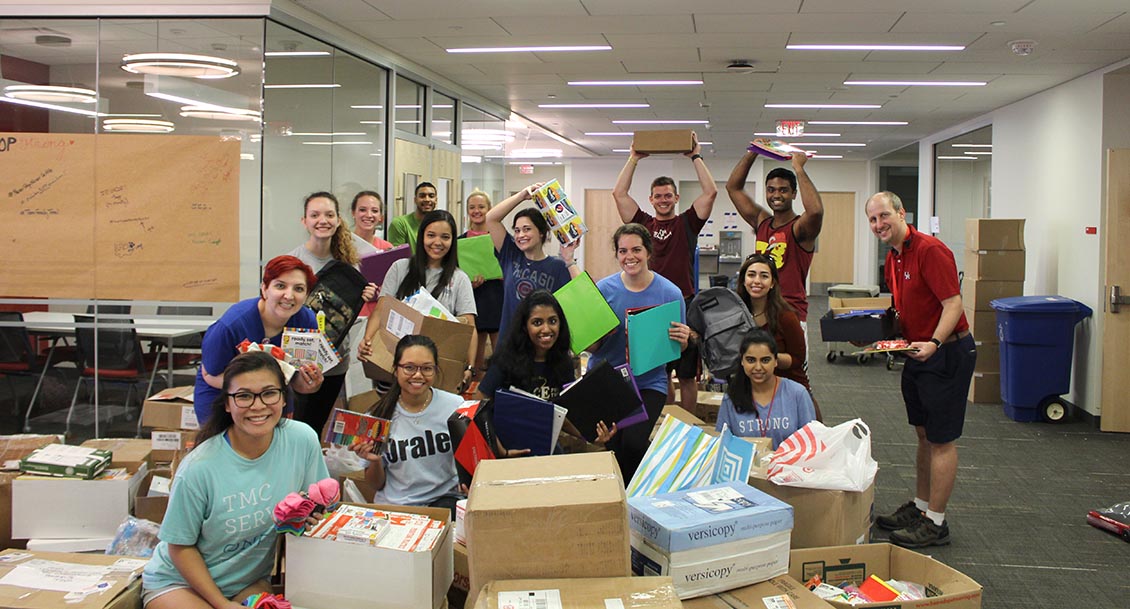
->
xmin=929 ymin=337 xmax=943 ymax=348
xmin=690 ymin=153 xmax=703 ymax=162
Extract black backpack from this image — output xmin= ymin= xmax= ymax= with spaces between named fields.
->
xmin=686 ymin=287 xmax=755 ymax=380
xmin=307 ymin=260 xmax=368 ymax=350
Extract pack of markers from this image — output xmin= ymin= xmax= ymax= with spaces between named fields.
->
xmin=324 ymin=408 xmax=391 ymax=449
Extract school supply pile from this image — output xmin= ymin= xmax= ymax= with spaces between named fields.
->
xmin=19 ymin=444 xmax=111 ymax=480
xmin=307 ymin=504 xmax=445 ymax=552
xmin=531 ymin=179 xmax=588 ymax=246
xmin=627 ymin=415 xmax=757 ymax=498
xmin=273 ymin=478 xmax=341 ymax=536
xmin=766 ymin=419 xmax=877 ymax=492
xmin=805 ymin=573 xmax=926 ymax=604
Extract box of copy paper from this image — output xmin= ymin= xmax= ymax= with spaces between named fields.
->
xmin=287 ymin=503 xmax=452 ymax=609
xmin=628 ymin=481 xmax=792 ymax=599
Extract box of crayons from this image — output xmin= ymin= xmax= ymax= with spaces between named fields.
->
xmin=324 ymin=408 xmax=391 ymax=449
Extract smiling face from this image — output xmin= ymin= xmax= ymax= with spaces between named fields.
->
xmin=224 ymin=368 xmax=284 ymax=442
xmin=352 ymin=194 xmax=383 ymax=233
xmin=866 ymin=194 xmax=907 ymax=246
xmin=422 ymin=220 xmax=453 ymax=265
xmin=396 ymin=345 xmax=437 ymax=399
xmin=512 ymin=216 xmax=543 ymax=253
xmin=415 ymin=186 xmax=438 ymax=215
xmin=525 ymin=304 xmax=560 ymax=359
xmin=467 ymin=195 xmax=489 ymax=226
xmin=741 ymin=342 xmax=777 ymax=387
xmin=303 ymin=196 xmax=340 ymax=240
xmin=743 ymin=262 xmax=774 ymax=303
xmin=259 ymin=269 xmax=308 ymax=325
xmin=649 ymin=184 xmax=679 ymax=219
xmin=616 ymin=233 xmax=650 ymax=277
xmin=765 ymin=178 xmax=796 ymax=213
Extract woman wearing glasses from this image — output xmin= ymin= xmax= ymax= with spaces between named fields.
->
xmin=143 ymin=351 xmax=330 ymax=609
xmin=350 ymin=335 xmax=466 ymax=515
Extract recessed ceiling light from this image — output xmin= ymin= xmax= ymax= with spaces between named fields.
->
xmin=508 ymin=161 xmax=561 ymax=165
xmin=568 ymin=80 xmax=702 ymax=86
xmin=787 ymin=44 xmax=965 ymax=51
xmin=538 ymin=103 xmax=650 ymax=109
xmin=461 ymin=155 xmax=482 ymax=163
xmin=264 ymin=51 xmax=331 ymax=57
xmin=264 ymin=84 xmax=341 ymax=89
xmin=797 ymin=143 xmax=866 ymax=147
xmin=765 ymin=104 xmax=882 ymax=109
xmin=990 ymin=21 xmax=1007 ymax=27
xmin=121 ymin=53 xmax=240 ymax=79
xmin=240 ymin=153 xmax=255 ymax=160
xmin=585 ymin=132 xmax=635 ymax=136
xmin=937 ymin=156 xmax=976 ymax=160
xmin=288 ymin=132 xmax=366 ymax=136
xmin=351 ymin=105 xmax=384 ymax=109
xmin=754 ymin=132 xmax=841 ymax=137
xmin=612 ymin=149 xmax=630 ymax=153
xmin=359 ymin=120 xmax=384 ymax=125
xmin=952 ymin=144 xmax=993 ymax=148
xmin=447 ymin=45 xmax=611 ymax=53
xmin=301 ymin=141 xmax=374 ymax=146
xmin=102 ymin=118 xmax=175 ymax=133
xmin=508 ymin=148 xmax=562 ymax=158
xmin=963 ymin=151 xmax=992 ymax=155
xmin=463 ymin=144 xmax=504 ymax=150
xmin=811 ymin=155 xmax=843 ymax=159
xmin=0 ymin=96 xmax=104 ymax=117
xmin=179 ymin=105 xmax=261 ymax=121
xmin=844 ymin=80 xmax=986 ymax=86
xmin=4 ymin=85 xmax=96 ymax=104
xmin=808 ymin=120 xmax=908 ymax=125
xmin=612 ymin=119 xmax=709 ymax=124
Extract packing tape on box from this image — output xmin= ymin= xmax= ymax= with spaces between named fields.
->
xmin=478 ymin=473 xmax=619 ymax=488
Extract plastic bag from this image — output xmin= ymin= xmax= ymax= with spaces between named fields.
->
xmin=323 ymin=444 xmax=368 ymax=478
xmin=106 ymin=516 xmax=161 ymax=557
xmin=767 ymin=418 xmax=878 ymax=492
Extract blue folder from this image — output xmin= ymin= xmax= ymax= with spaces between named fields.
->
xmin=491 ymin=388 xmax=556 ymax=456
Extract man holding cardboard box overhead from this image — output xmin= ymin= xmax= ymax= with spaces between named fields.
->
xmin=865 ymin=190 xmax=976 ymax=548
xmin=726 ymin=146 xmax=824 ymax=326
xmin=613 ymin=131 xmax=717 ymax=412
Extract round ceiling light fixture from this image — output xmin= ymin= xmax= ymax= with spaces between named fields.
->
xmin=102 ymin=118 xmax=175 ymax=133
xmin=120 ymin=53 xmax=240 ymax=79
xmin=179 ymin=105 xmax=262 ymax=121
xmin=4 ymin=84 xmax=97 ymax=104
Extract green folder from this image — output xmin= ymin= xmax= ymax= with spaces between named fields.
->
xmin=553 ymin=272 xmax=618 ymax=353
xmin=457 ymin=234 xmax=504 ymax=281
xmin=626 ymin=299 xmax=682 ymax=375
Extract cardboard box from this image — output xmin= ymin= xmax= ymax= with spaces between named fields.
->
xmin=973 ymin=342 xmax=1000 ymax=373
xmin=820 ymin=297 xmax=896 ymax=343
xmin=0 ymin=549 xmax=145 ymax=609
xmin=748 ymin=476 xmax=874 ymax=549
xmin=633 ymin=129 xmax=695 ymax=154
xmin=134 ymin=469 xmax=171 ymax=523
xmin=12 ymin=463 xmax=147 ymax=539
xmin=81 ymin=438 xmax=153 ymax=474
xmin=651 ymin=405 xmax=706 ymax=441
xmin=960 ymin=278 xmax=1023 ymax=311
xmin=362 ymin=296 xmax=474 ymax=393
xmin=20 ymin=445 xmax=111 ymax=479
xmin=965 ymin=218 xmax=1025 ymax=251
xmin=286 ymin=503 xmax=453 ymax=609
xmin=465 ymin=452 xmax=630 ymax=608
xmin=347 ymin=389 xmax=381 ymax=413
xmin=968 ymin=371 xmax=1001 ymax=404
xmin=0 ymin=435 xmax=61 ymax=550
xmin=963 ymin=249 xmax=1025 ymax=281
xmin=963 ymin=308 xmax=998 ymax=344
xmin=150 ymin=430 xmax=190 ymax=465
xmin=449 ymin=540 xmax=469 ymax=609
xmin=628 ymin=482 xmax=792 ymax=599
xmin=695 ymin=391 xmax=723 ymax=424
xmin=685 ymin=575 xmax=836 ymax=609
xmin=142 ymin=386 xmax=199 ymax=431
xmin=473 ymin=577 xmax=681 ymax=609
xmin=789 ymin=544 xmax=983 ymax=609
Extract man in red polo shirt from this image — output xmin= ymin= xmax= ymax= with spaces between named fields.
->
xmin=866 ymin=191 xmax=977 ymax=548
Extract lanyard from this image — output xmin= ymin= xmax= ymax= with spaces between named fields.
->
xmin=755 ymin=377 xmax=780 ymax=437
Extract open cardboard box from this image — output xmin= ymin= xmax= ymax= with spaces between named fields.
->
xmin=12 ymin=463 xmax=147 ymax=539
xmin=362 ymin=296 xmax=474 ymax=393
xmin=80 ymin=438 xmax=152 ymax=474
xmin=285 ymin=502 xmax=453 ymax=609
xmin=142 ymin=386 xmax=199 ymax=431
xmin=0 ymin=549 xmax=145 ymax=609
xmin=683 ymin=575 xmax=835 ymax=609
xmin=473 ymin=576 xmax=682 ymax=609
xmin=821 ymin=297 xmax=896 ymax=343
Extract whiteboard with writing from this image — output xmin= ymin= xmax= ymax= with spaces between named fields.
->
xmin=1 ymin=132 xmax=239 ymax=301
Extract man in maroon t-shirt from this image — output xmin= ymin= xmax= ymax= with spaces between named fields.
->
xmin=726 ymin=148 xmax=823 ymax=324
xmin=866 ymin=191 xmax=976 ymax=549
xmin=612 ymin=132 xmax=717 ymax=412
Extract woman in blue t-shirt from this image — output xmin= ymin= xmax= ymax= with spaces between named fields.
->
xmin=716 ymin=328 xmax=816 ymax=449
xmin=485 ymin=182 xmax=582 ymax=336
xmin=143 ymin=351 xmax=330 ymax=609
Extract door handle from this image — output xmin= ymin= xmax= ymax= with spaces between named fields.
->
xmin=1112 ymin=285 xmax=1130 ymax=313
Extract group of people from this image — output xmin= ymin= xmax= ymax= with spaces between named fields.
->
xmin=146 ymin=140 xmax=975 ymax=607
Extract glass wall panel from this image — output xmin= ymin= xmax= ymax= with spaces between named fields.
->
xmin=934 ymin=125 xmax=992 ymax=273
xmin=432 ymin=92 xmax=455 ymax=144
xmin=460 ymin=105 xmax=507 ymax=225
xmin=394 ymin=75 xmax=424 ymax=136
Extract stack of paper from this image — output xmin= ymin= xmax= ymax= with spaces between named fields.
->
xmin=309 ymin=505 xmax=444 ymax=552
xmin=19 ymin=444 xmax=112 ymax=479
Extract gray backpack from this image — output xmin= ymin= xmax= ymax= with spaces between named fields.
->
xmin=687 ymin=287 xmax=755 ymax=380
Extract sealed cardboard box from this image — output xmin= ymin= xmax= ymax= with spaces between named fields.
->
xmin=968 ymin=371 xmax=1001 ymax=404
xmin=0 ymin=549 xmax=145 ymax=609
xmin=465 ymin=452 xmax=630 ymax=608
xmin=362 ymin=296 xmax=474 ymax=393
xmin=789 ymin=544 xmax=982 ymax=609
xmin=633 ymin=129 xmax=695 ymax=154
xmin=963 ymin=250 xmax=1025 ymax=281
xmin=286 ymin=503 xmax=453 ymax=609
xmin=347 ymin=389 xmax=380 ymax=413
xmin=12 ymin=463 xmax=147 ymax=539
xmin=0 ymin=435 xmax=61 ymax=550
xmin=963 ymin=308 xmax=997 ymax=344
xmin=961 ymin=278 xmax=1023 ymax=311
xmin=973 ymin=342 xmax=1000 ymax=373
xmin=449 ymin=540 xmax=469 ymax=609
xmin=965 ymin=218 xmax=1025 ymax=251
xmin=81 ymin=438 xmax=153 ymax=474
xmin=142 ymin=386 xmax=199 ymax=431
xmin=747 ymin=474 xmax=873 ymax=549
xmin=473 ymin=576 xmax=681 ymax=609
xmin=695 ymin=391 xmax=723 ymax=424
xmin=684 ymin=575 xmax=836 ymax=609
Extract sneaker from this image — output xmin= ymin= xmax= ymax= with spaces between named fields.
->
xmin=890 ymin=517 xmax=951 ymax=548
xmin=875 ymin=501 xmax=923 ymax=531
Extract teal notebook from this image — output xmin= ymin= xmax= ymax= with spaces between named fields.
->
xmin=626 ymin=299 xmax=682 ymax=375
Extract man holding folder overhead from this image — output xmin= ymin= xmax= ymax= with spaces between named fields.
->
xmin=590 ymin=223 xmax=692 ymax=482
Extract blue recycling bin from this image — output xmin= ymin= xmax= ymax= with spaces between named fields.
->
xmin=990 ymin=296 xmax=1092 ymax=422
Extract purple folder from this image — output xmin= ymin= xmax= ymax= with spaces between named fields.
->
xmin=747 ymin=138 xmax=811 ymax=161
xmin=359 ymin=244 xmax=410 ymax=285
xmin=614 ymin=363 xmax=649 ymax=430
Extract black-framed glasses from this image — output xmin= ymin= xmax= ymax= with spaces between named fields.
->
xmin=227 ymin=387 xmax=284 ymax=408
xmin=397 ymin=364 xmax=437 ymax=377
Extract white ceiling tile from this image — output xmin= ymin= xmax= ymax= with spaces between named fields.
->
xmin=801 ymin=0 xmax=1030 ymax=11
xmin=891 ymin=12 xmax=1121 ymax=34
xmin=604 ymin=32 xmax=789 ymax=50
xmin=580 ymin=0 xmax=800 ymax=15
xmin=694 ymin=13 xmax=901 ymax=34
xmin=296 ymin=0 xmax=391 ymax=23
xmin=364 ymin=0 xmax=589 ymax=20
xmin=346 ymin=18 xmax=510 ymax=38
xmin=492 ymin=15 xmax=694 ymax=35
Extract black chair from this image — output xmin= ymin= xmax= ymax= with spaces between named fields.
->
xmin=68 ymin=315 xmax=160 ymax=435
xmin=0 ymin=312 xmax=47 ymax=414
xmin=152 ymin=305 xmax=211 ymax=367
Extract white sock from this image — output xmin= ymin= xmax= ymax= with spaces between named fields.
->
xmin=914 ymin=498 xmax=928 ymax=512
xmin=925 ymin=510 xmax=945 ymax=526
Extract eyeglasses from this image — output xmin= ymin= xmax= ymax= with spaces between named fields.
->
xmin=397 ymin=364 xmax=437 ymax=377
xmin=227 ymin=387 xmax=284 ymax=408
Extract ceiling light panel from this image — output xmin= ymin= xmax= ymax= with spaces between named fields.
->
xmin=121 ymin=53 xmax=240 ymax=79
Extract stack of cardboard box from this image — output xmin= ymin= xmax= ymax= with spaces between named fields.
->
xmin=962 ymin=219 xmax=1026 ymax=404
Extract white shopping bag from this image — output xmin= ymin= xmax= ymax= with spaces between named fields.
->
xmin=766 ymin=418 xmax=878 ymax=492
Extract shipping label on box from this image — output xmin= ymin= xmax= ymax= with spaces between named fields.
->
xmin=963 ymin=250 xmax=1026 ymax=281
xmin=0 ymin=549 xmax=145 ymax=609
xmin=362 ymin=296 xmax=473 ymax=394
xmin=966 ymin=218 xmax=1025 ymax=251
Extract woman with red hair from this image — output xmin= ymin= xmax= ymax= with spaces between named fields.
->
xmin=193 ymin=255 xmax=325 ymax=422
